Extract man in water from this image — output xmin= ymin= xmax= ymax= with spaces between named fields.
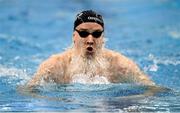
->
xmin=27 ymin=10 xmax=155 ymax=87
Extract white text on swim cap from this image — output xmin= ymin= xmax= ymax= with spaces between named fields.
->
xmin=88 ymin=17 xmax=102 ymax=23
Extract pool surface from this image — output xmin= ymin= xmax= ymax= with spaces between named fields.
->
xmin=0 ymin=0 xmax=180 ymax=112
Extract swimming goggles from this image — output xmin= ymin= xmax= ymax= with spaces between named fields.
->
xmin=75 ymin=29 xmax=104 ymax=38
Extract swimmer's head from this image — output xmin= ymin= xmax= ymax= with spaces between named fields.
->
xmin=73 ymin=10 xmax=105 ymax=58
xmin=74 ymin=10 xmax=104 ymax=30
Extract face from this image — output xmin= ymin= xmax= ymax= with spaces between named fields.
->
xmin=73 ymin=22 xmax=104 ymax=57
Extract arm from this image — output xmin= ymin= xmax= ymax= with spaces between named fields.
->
xmin=115 ymin=53 xmax=171 ymax=97
xmin=127 ymin=61 xmax=155 ymax=86
xmin=26 ymin=55 xmax=64 ymax=88
xmin=127 ymin=61 xmax=172 ymax=96
xmin=17 ymin=55 xmax=65 ymax=99
xmin=26 ymin=59 xmax=53 ymax=87
xmin=114 ymin=53 xmax=155 ymax=85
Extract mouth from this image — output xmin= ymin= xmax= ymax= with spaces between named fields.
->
xmin=86 ymin=47 xmax=94 ymax=53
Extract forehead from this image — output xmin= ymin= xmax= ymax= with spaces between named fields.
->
xmin=76 ymin=22 xmax=103 ymax=30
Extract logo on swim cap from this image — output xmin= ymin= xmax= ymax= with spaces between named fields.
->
xmin=88 ymin=16 xmax=103 ymax=23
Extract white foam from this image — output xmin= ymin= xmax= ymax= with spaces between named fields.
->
xmin=0 ymin=104 xmax=11 ymax=111
xmin=148 ymin=54 xmax=180 ymax=65
xmin=72 ymin=74 xmax=110 ymax=84
xmin=144 ymin=63 xmax=159 ymax=72
xmin=144 ymin=54 xmax=180 ymax=72
xmin=0 ymin=65 xmax=30 ymax=85
xmin=169 ymin=31 xmax=180 ymax=39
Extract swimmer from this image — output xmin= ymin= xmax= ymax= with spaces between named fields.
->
xmin=27 ymin=10 xmax=155 ymax=87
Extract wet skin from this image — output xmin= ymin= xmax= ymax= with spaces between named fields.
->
xmin=27 ymin=22 xmax=155 ymax=87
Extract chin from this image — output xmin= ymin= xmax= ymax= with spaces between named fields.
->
xmin=84 ymin=50 xmax=95 ymax=59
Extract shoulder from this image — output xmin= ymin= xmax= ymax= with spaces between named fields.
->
xmin=38 ymin=49 xmax=73 ymax=73
xmin=103 ymin=49 xmax=129 ymax=60
xmin=103 ymin=49 xmax=136 ymax=67
xmin=46 ymin=49 xmax=72 ymax=64
xmin=27 ymin=49 xmax=73 ymax=86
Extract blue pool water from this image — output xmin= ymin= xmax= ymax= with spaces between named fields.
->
xmin=0 ymin=0 xmax=180 ymax=112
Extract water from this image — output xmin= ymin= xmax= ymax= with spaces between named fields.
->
xmin=0 ymin=0 xmax=180 ymax=112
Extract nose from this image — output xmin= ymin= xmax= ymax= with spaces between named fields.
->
xmin=86 ymin=36 xmax=94 ymax=45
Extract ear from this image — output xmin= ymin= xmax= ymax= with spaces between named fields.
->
xmin=101 ymin=33 xmax=105 ymax=43
xmin=73 ymin=31 xmax=76 ymax=37
xmin=102 ymin=38 xmax=105 ymax=44
xmin=73 ymin=32 xmax=76 ymax=43
xmin=101 ymin=34 xmax=105 ymax=44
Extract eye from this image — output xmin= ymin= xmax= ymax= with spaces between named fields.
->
xmin=92 ymin=31 xmax=103 ymax=38
xmin=79 ymin=31 xmax=89 ymax=37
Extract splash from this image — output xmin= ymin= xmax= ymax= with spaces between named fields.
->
xmin=169 ymin=31 xmax=180 ymax=39
xmin=144 ymin=64 xmax=159 ymax=72
xmin=72 ymin=74 xmax=110 ymax=84
xmin=148 ymin=54 xmax=180 ymax=66
xmin=0 ymin=65 xmax=30 ymax=85
xmin=144 ymin=54 xmax=180 ymax=72
xmin=68 ymin=48 xmax=110 ymax=84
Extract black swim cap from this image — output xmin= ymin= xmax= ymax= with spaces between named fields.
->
xmin=74 ymin=10 xmax=104 ymax=30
